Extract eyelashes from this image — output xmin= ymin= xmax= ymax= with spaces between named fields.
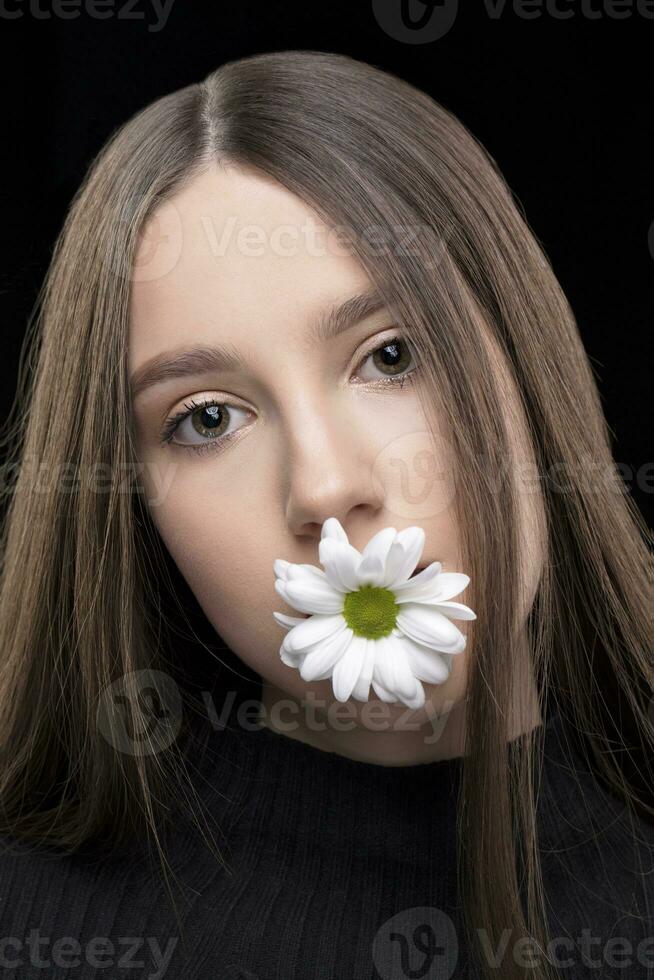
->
xmin=160 ymin=399 xmax=251 ymax=452
xmin=159 ymin=332 xmax=420 ymax=456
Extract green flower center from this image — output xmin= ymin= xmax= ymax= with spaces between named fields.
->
xmin=342 ymin=585 xmax=398 ymax=639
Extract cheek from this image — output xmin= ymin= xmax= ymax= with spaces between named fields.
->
xmin=139 ymin=460 xmax=283 ymax=670
xmin=368 ymin=392 xmax=460 ymax=561
xmin=425 ymin=514 xmax=461 ymax=570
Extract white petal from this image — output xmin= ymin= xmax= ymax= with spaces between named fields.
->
xmin=284 ymin=579 xmax=345 ymax=615
xmin=273 ymin=558 xmax=291 ymax=580
xmin=393 ymin=560 xmax=442 ymax=590
xmin=394 ymin=571 xmax=470 ymax=606
xmin=274 ymin=579 xmax=295 ymax=607
xmin=286 ymin=563 xmax=331 ymax=585
xmin=331 ymin=636 xmax=367 ymax=702
xmin=356 ymin=553 xmax=385 ymax=586
xmin=396 ymin=604 xmax=467 ymax=654
xmin=431 ymin=572 xmax=471 ymax=602
xmin=279 ymin=643 xmax=303 ymax=667
xmin=432 ymin=600 xmax=476 ymax=620
xmin=299 ymin=627 xmax=353 ymax=682
xmin=381 ymin=526 xmax=425 ymax=587
xmin=320 ymin=517 xmax=349 ymax=544
xmin=272 ymin=611 xmax=308 ymax=630
xmin=319 ymin=538 xmax=362 ymax=592
xmin=371 ymin=676 xmax=398 ymax=702
xmin=372 ymin=644 xmax=427 ymax=709
xmin=403 ymin=679 xmax=427 ymax=710
xmin=402 ymin=636 xmax=451 ymax=684
xmin=392 ymin=562 xmax=445 ymax=602
xmin=351 ymin=638 xmax=377 ymax=702
xmin=283 ymin=613 xmax=346 ymax=653
xmin=360 ymin=527 xmax=397 ymax=576
xmin=374 ymin=634 xmax=420 ymax=702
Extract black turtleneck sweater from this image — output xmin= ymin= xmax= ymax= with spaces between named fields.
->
xmin=0 ymin=684 xmax=652 ymax=980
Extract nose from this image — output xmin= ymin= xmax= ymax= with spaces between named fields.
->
xmin=283 ymin=403 xmax=385 ymax=545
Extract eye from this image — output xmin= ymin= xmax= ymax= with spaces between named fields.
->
xmin=159 ymin=333 xmax=419 ymax=456
xmin=160 ymin=397 xmax=252 ymax=452
xmin=354 ymin=333 xmax=419 ymax=386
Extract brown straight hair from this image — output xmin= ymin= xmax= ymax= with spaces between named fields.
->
xmin=0 ymin=50 xmax=652 ymax=980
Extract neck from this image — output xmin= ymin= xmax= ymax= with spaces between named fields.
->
xmin=256 ymin=662 xmax=542 ymax=767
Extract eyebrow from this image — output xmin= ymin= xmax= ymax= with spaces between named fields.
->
xmin=129 ymin=286 xmax=388 ymax=400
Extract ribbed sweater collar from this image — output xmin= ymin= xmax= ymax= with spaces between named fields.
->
xmin=187 ymin=685 xmax=562 ymax=853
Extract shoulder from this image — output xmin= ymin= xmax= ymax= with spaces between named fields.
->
xmin=0 ymin=834 xmax=156 ymax=912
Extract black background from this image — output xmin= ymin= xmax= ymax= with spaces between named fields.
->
xmin=1 ymin=0 xmax=652 ymax=526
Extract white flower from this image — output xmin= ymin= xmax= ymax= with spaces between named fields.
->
xmin=272 ymin=517 xmax=476 ymax=710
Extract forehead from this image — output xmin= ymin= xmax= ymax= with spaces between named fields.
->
xmin=128 ymin=164 xmax=371 ymax=370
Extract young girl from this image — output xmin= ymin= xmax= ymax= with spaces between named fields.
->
xmin=0 ymin=50 xmax=651 ymax=980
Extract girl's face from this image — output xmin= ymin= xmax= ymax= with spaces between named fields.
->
xmin=129 ymin=162 xmax=542 ymax=743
